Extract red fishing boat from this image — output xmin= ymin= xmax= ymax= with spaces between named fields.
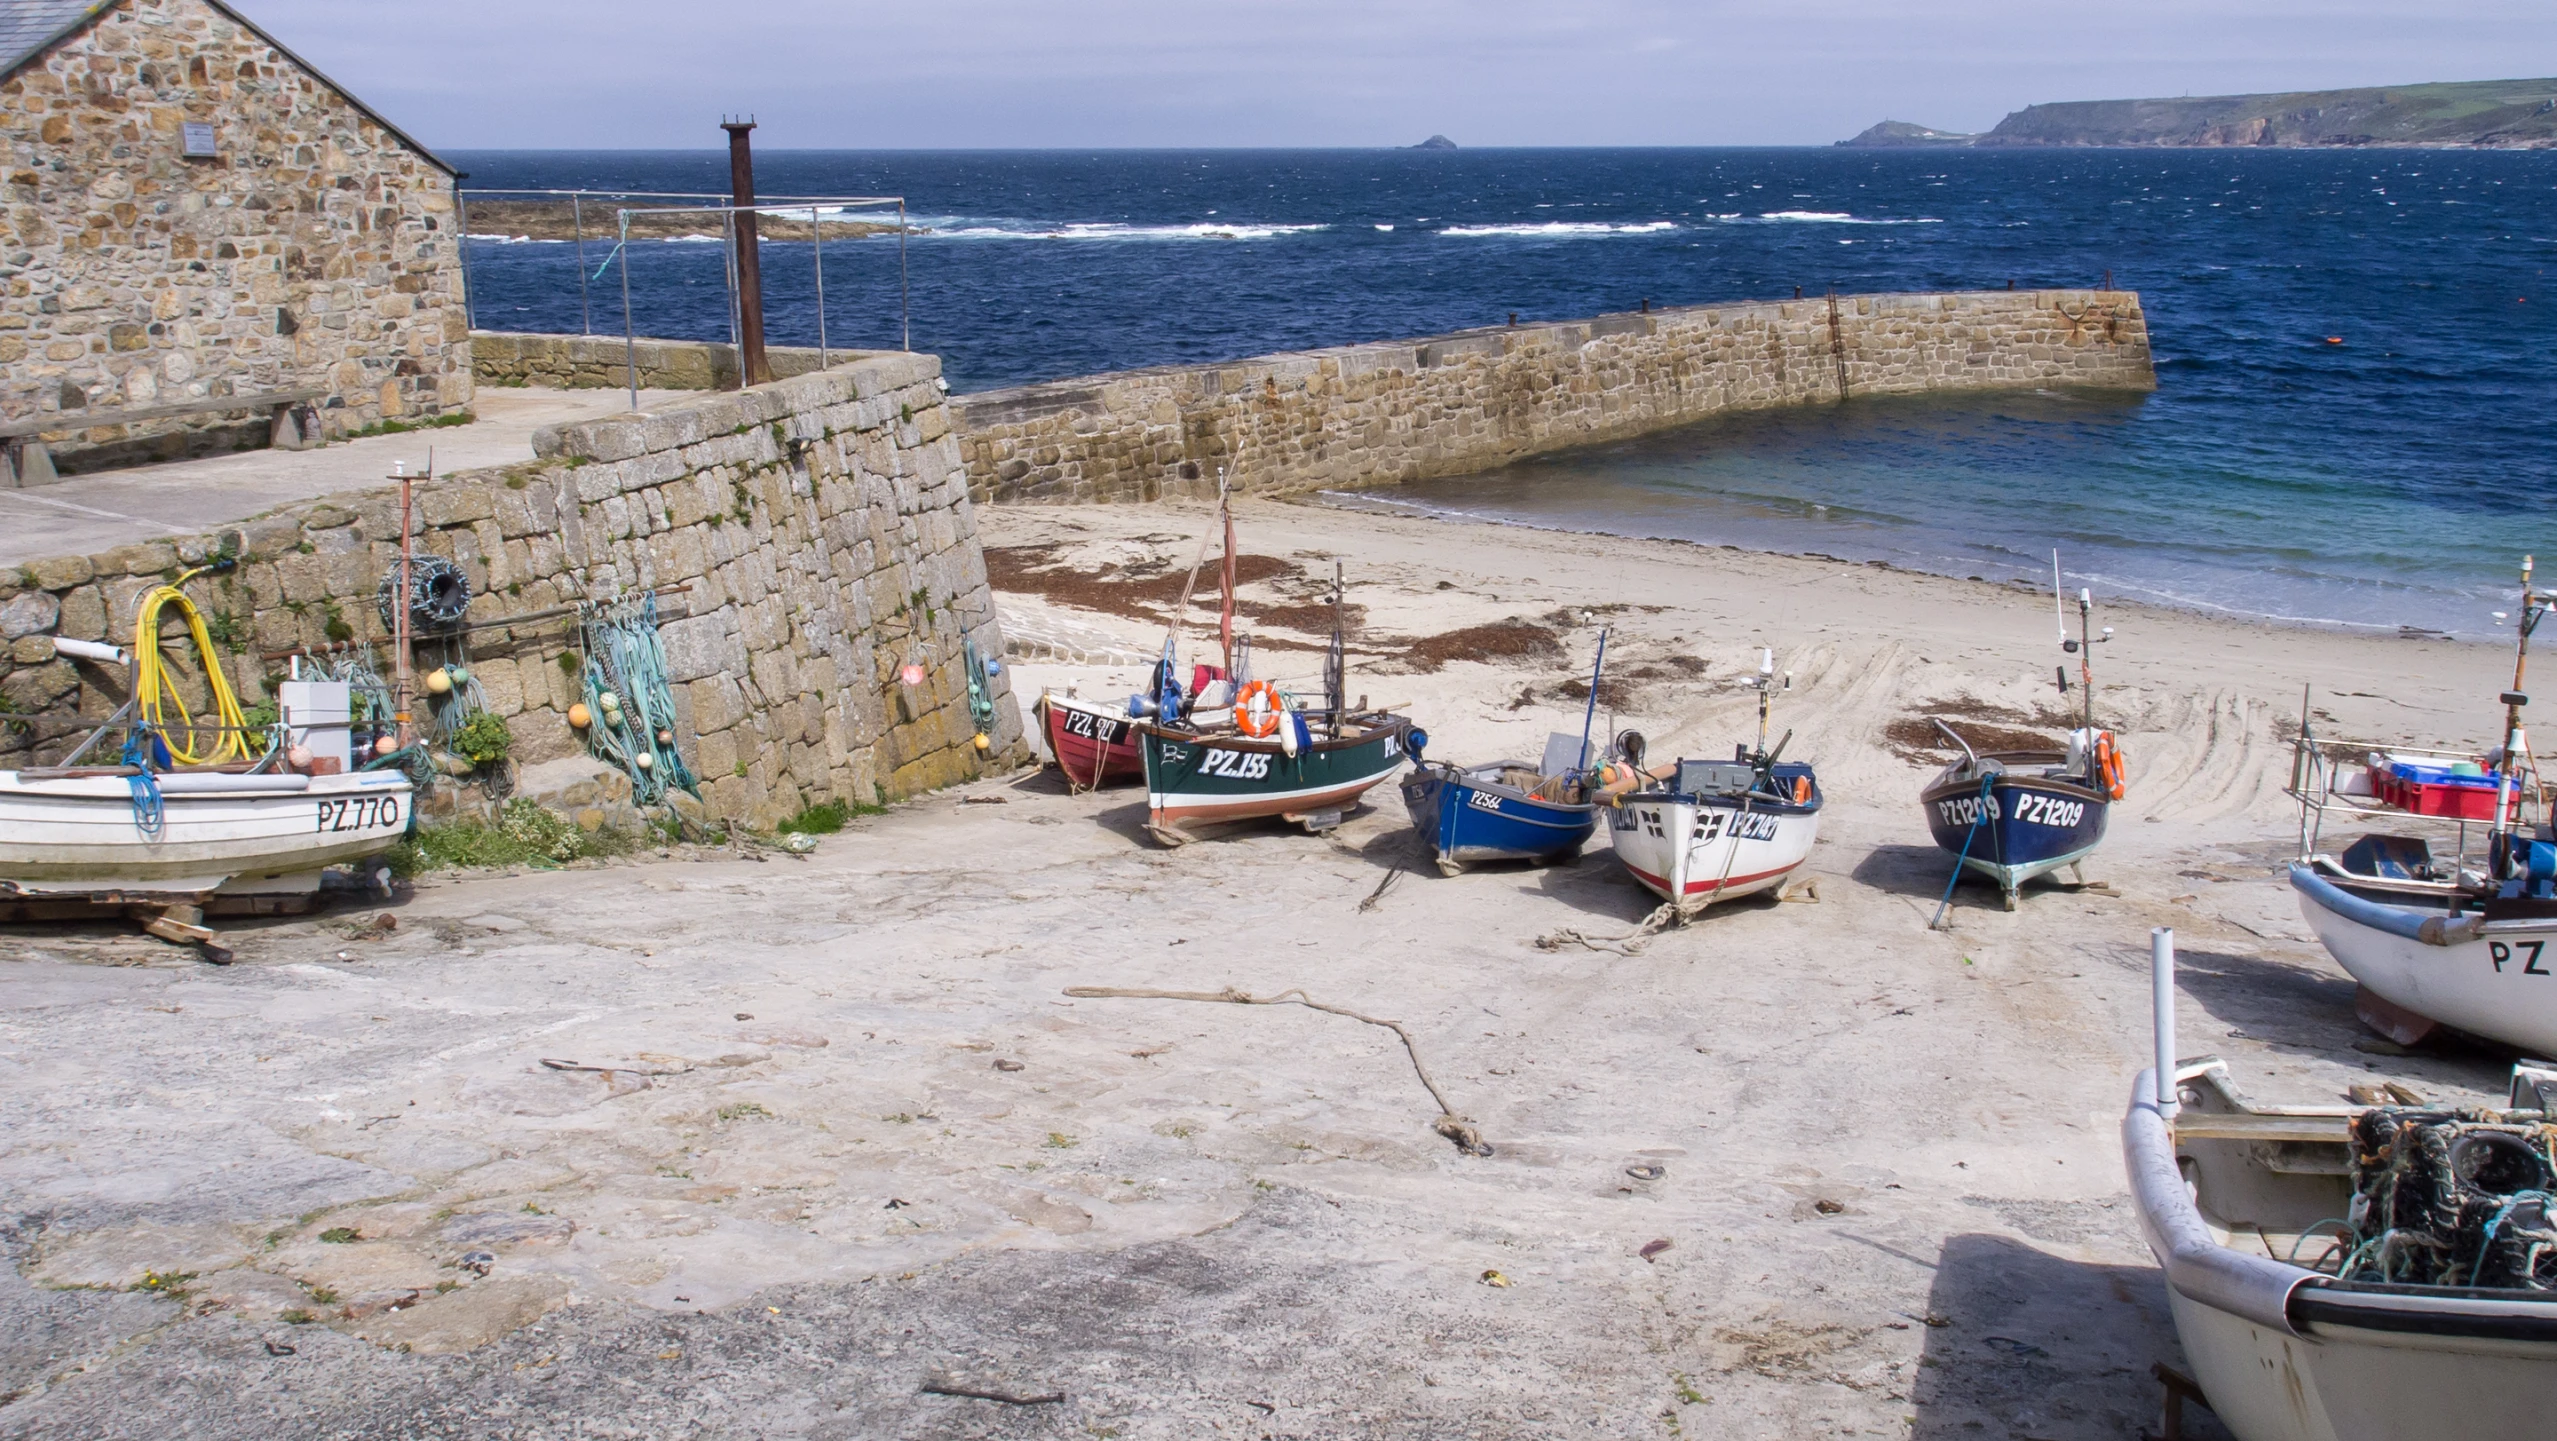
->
xmin=1035 ymin=692 xmax=1145 ymax=791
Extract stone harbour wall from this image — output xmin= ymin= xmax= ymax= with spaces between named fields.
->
xmin=470 ymin=330 xmax=844 ymax=394
xmin=0 ymin=0 xmax=471 ymax=458
xmin=0 ymin=352 xmax=1024 ymax=828
xmin=955 ymin=288 xmax=2154 ymax=505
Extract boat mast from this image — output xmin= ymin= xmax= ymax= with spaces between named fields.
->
xmin=1325 ymin=561 xmax=1345 ymax=739
xmin=2077 ymin=589 xmax=2098 ymax=732
xmin=1754 ymin=647 xmax=1774 ymax=759
xmin=1218 ymin=468 xmax=1236 ymax=678
xmin=2493 ymin=555 xmax=2542 ymax=868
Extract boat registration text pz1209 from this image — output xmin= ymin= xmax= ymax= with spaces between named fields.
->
xmin=316 ymin=795 xmax=403 ymax=833
xmin=1936 ymin=793 xmax=2086 ymax=829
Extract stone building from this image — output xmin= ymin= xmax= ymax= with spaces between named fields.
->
xmin=0 ymin=0 xmax=470 ymax=469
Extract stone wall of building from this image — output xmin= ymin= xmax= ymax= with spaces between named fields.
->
xmin=470 ymin=330 xmax=841 ymax=393
xmin=0 ymin=0 xmax=470 ymax=464
xmin=955 ymin=289 xmax=2153 ymax=504
xmin=0 ymin=352 xmax=1021 ymax=829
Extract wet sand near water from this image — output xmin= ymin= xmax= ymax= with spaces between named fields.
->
xmin=0 ymin=498 xmax=2521 ymax=1438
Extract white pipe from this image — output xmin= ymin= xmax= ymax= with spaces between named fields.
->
xmin=52 ymin=637 xmax=129 ymax=667
xmin=2152 ymin=926 xmax=2180 ymax=1118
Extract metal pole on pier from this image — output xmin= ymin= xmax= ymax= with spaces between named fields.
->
xmin=573 ymin=192 xmax=592 ymax=336
xmin=721 ymin=118 xmax=771 ymax=386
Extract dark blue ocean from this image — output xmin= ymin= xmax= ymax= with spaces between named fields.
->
xmin=449 ymin=149 xmax=2556 ymax=635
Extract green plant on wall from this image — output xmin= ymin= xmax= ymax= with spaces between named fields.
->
xmin=451 ymin=712 xmax=513 ymax=767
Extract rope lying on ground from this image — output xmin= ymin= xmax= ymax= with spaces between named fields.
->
xmin=1060 ymin=985 xmax=1493 ymax=1156
xmin=1534 ymin=901 xmax=1678 ymax=956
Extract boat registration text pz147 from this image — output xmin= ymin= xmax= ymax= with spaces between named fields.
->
xmin=317 ymin=795 xmax=404 ymax=833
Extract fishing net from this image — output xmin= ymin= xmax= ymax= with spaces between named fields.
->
xmin=2322 ymin=1109 xmax=2557 ymax=1289
xmin=576 ymin=593 xmax=698 ymax=807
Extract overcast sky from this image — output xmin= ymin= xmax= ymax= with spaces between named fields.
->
xmin=248 ymin=0 xmax=2557 ymax=150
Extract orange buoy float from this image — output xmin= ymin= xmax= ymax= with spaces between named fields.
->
xmin=568 ymin=702 xmax=592 ymax=729
xmin=1233 ymin=680 xmax=1284 ymax=737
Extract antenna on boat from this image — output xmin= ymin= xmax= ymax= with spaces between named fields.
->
xmin=1576 ymin=628 xmax=1610 ymax=774
xmin=2053 ymin=551 xmax=2067 ymax=647
xmin=2492 ymin=555 xmax=2542 ymax=871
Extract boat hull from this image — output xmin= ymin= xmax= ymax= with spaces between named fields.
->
xmin=1920 ymin=758 xmax=2109 ymax=901
xmin=2125 ymin=1070 xmax=2557 ymax=1441
xmin=0 ymin=768 xmax=414 ymax=900
xmin=1400 ymin=761 xmax=1597 ymax=873
xmin=1138 ymin=716 xmax=1412 ymax=839
xmin=1036 ymin=694 xmax=1145 ymax=790
xmin=1606 ymin=764 xmax=1821 ymax=915
xmin=2291 ymin=864 xmax=2557 ymax=1056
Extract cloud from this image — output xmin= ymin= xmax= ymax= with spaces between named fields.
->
xmin=240 ymin=0 xmax=2557 ymax=148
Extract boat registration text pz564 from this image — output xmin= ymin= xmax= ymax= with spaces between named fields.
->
xmin=317 ymin=794 xmax=404 ymax=833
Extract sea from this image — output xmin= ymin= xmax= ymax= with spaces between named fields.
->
xmin=448 ymin=148 xmax=2557 ymax=638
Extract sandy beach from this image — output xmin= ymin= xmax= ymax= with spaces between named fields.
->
xmin=0 ymin=497 xmax=2524 ymax=1438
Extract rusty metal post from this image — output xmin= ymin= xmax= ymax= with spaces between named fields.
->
xmin=721 ymin=118 xmax=770 ymax=388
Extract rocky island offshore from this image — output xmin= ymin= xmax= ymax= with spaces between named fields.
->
xmin=1843 ymin=75 xmax=2557 ymax=148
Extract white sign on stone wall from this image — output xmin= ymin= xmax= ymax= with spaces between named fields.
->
xmin=180 ymin=123 xmax=217 ymax=158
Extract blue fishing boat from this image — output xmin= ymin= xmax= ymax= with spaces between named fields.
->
xmin=1401 ymin=754 xmax=1599 ymax=876
xmin=1920 ymin=562 xmax=2126 ymax=916
xmin=1400 ymin=630 xmax=1609 ymax=875
xmin=1920 ymin=729 xmax=2113 ymax=909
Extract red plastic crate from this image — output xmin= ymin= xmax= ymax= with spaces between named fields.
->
xmin=2397 ymin=776 xmax=2520 ymax=821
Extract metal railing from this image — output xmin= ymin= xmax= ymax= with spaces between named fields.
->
xmin=454 ymin=188 xmax=910 ymax=406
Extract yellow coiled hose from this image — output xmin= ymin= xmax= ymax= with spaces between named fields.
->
xmin=134 ymin=565 xmax=250 ymax=767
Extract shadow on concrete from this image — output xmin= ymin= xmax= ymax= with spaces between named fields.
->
xmin=1909 ymin=1232 xmax=2232 ymax=1441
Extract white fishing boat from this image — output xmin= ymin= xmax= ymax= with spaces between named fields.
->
xmin=2291 ymin=857 xmax=2557 ymax=1055
xmin=1 ymin=629 xmax=414 ymax=956
xmin=2283 ymin=555 xmax=2554 ymax=1051
xmin=2126 ymin=929 xmax=2557 ymax=1441
xmin=0 ymin=766 xmax=413 ymax=903
xmin=1605 ymin=651 xmax=1822 ymax=917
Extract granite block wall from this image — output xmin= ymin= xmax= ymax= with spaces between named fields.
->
xmin=0 ymin=0 xmax=471 ymax=458
xmin=0 ymin=352 xmax=1022 ymax=828
xmin=954 ymin=288 xmax=2154 ymax=505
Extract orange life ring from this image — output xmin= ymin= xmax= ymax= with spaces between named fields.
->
xmin=1234 ymin=680 xmax=1284 ymax=738
xmin=2093 ymin=731 xmax=2128 ymax=801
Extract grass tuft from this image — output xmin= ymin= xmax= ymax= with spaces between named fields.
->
xmin=775 ymin=798 xmax=883 ymax=835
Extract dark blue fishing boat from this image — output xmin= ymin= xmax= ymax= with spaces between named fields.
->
xmin=1921 ymin=567 xmax=2126 ymax=915
xmin=1920 ymin=727 xmax=2113 ymax=910
xmin=1401 ymin=629 xmax=1611 ymax=875
xmin=1401 ymin=753 xmax=1599 ymax=876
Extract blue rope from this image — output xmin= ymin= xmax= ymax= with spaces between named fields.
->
xmin=120 ymin=729 xmax=164 ymax=838
xmin=1928 ymin=770 xmax=1999 ymax=928
xmin=2470 ymin=1190 xmax=2555 ymax=1286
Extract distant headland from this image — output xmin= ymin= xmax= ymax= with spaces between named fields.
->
xmin=1410 ymin=134 xmax=1457 ymax=150
xmin=1841 ymin=76 xmax=2557 ymax=149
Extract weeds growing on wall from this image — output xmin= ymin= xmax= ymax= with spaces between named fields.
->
xmin=389 ymin=799 xmax=633 ymax=874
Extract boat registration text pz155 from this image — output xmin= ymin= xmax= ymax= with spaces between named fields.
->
xmin=317 ymin=794 xmax=405 ymax=833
